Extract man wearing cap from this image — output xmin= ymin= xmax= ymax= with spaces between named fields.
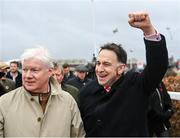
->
xmin=0 ymin=62 xmax=15 ymax=93
xmin=66 ymin=64 xmax=92 ymax=90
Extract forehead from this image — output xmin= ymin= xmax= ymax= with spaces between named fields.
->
xmin=22 ymin=58 xmax=47 ymax=68
xmin=10 ymin=63 xmax=18 ymax=66
xmin=77 ymin=71 xmax=86 ymax=74
xmin=97 ymin=49 xmax=118 ymax=63
xmin=53 ymin=68 xmax=62 ymax=74
xmin=63 ymin=67 xmax=69 ymax=70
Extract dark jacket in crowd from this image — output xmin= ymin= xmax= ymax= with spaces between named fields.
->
xmin=62 ymin=71 xmax=75 ymax=83
xmin=6 ymin=71 xmax=22 ymax=88
xmin=147 ymin=82 xmax=174 ymax=137
xmin=61 ymin=83 xmax=80 ymax=106
xmin=66 ymin=76 xmax=92 ymax=91
xmin=80 ymin=35 xmax=168 ymax=137
xmin=0 ymin=83 xmax=6 ymax=96
xmin=0 ymin=78 xmax=15 ymax=93
xmin=0 ymin=72 xmax=6 ymax=96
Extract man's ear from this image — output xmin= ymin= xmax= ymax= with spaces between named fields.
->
xmin=48 ymin=68 xmax=53 ymax=77
xmin=61 ymin=72 xmax=64 ymax=79
xmin=117 ymin=65 xmax=126 ymax=75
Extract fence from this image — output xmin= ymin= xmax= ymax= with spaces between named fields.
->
xmin=168 ymin=91 xmax=180 ymax=100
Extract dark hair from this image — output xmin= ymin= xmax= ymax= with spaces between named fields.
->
xmin=62 ymin=63 xmax=70 ymax=68
xmin=10 ymin=61 xmax=19 ymax=67
xmin=99 ymin=43 xmax=127 ymax=64
xmin=53 ymin=61 xmax=59 ymax=69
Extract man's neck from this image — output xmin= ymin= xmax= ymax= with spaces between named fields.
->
xmin=10 ymin=71 xmax=18 ymax=76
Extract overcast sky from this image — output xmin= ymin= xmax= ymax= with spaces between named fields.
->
xmin=0 ymin=0 xmax=180 ymax=62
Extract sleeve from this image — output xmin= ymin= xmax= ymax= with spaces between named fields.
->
xmin=141 ymin=34 xmax=168 ymax=94
xmin=0 ymin=99 xmax=4 ymax=137
xmin=144 ymin=32 xmax=161 ymax=42
xmin=70 ymin=98 xmax=86 ymax=137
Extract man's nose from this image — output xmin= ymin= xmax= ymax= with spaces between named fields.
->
xmin=25 ymin=70 xmax=33 ymax=77
xmin=97 ymin=65 xmax=105 ymax=72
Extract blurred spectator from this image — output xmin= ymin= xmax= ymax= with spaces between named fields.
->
xmin=6 ymin=61 xmax=22 ymax=88
xmin=164 ymin=67 xmax=177 ymax=77
xmin=66 ymin=64 xmax=92 ymax=90
xmin=0 ymin=62 xmax=15 ymax=93
xmin=86 ymin=54 xmax=97 ymax=80
xmin=86 ymin=63 xmax=96 ymax=80
xmin=0 ymin=82 xmax=6 ymax=96
xmin=52 ymin=62 xmax=80 ymax=105
xmin=147 ymin=82 xmax=174 ymax=137
xmin=0 ymin=61 xmax=9 ymax=74
xmin=62 ymin=63 xmax=75 ymax=83
xmin=0 ymin=72 xmax=5 ymax=79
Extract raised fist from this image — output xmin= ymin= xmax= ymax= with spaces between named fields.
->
xmin=128 ymin=11 xmax=156 ymax=35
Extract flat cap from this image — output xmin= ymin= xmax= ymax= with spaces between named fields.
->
xmin=0 ymin=62 xmax=9 ymax=70
xmin=76 ymin=64 xmax=88 ymax=72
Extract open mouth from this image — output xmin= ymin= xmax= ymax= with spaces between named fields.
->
xmin=98 ymin=74 xmax=108 ymax=81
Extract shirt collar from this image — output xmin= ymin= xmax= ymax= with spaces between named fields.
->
xmin=104 ymin=86 xmax=111 ymax=92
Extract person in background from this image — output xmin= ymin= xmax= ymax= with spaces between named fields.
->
xmin=0 ymin=73 xmax=6 ymax=96
xmin=86 ymin=62 xmax=96 ymax=80
xmin=66 ymin=64 xmax=92 ymax=91
xmin=0 ymin=62 xmax=15 ymax=93
xmin=52 ymin=62 xmax=80 ymax=105
xmin=0 ymin=47 xmax=85 ymax=137
xmin=0 ymin=61 xmax=9 ymax=74
xmin=80 ymin=11 xmax=168 ymax=136
xmin=62 ymin=63 xmax=75 ymax=83
xmin=0 ymin=72 xmax=5 ymax=79
xmin=147 ymin=81 xmax=174 ymax=137
xmin=6 ymin=61 xmax=22 ymax=88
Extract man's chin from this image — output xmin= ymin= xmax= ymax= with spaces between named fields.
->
xmin=24 ymin=85 xmax=36 ymax=92
xmin=98 ymin=81 xmax=107 ymax=86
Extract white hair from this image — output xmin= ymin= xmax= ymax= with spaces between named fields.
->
xmin=20 ymin=47 xmax=53 ymax=68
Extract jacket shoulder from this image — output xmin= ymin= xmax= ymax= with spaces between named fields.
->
xmin=59 ymin=89 xmax=78 ymax=107
xmin=0 ymin=87 xmax=23 ymax=112
xmin=63 ymin=84 xmax=79 ymax=93
xmin=124 ymin=70 xmax=141 ymax=83
xmin=80 ymin=80 xmax=102 ymax=97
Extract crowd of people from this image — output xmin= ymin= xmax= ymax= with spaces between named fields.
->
xmin=0 ymin=11 xmax=177 ymax=137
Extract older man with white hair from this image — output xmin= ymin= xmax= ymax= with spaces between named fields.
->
xmin=0 ymin=47 xmax=85 ymax=137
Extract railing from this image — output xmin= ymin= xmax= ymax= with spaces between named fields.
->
xmin=168 ymin=91 xmax=180 ymax=100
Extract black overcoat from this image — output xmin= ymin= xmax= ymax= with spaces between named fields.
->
xmin=80 ymin=35 xmax=168 ymax=137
